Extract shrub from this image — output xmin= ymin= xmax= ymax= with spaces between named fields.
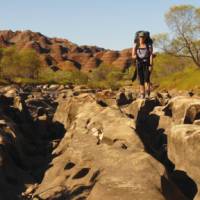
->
xmin=152 ymin=52 xmax=191 ymax=79
xmin=89 ymin=63 xmax=113 ymax=81
xmin=38 ymin=67 xmax=88 ymax=85
xmin=123 ymin=65 xmax=136 ymax=80
xmin=69 ymin=70 xmax=89 ymax=85
xmin=0 ymin=47 xmax=41 ymax=81
xmin=87 ymin=63 xmax=123 ymax=89
xmin=156 ymin=65 xmax=200 ymax=90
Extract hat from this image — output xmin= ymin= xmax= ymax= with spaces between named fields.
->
xmin=138 ymin=32 xmax=145 ymax=37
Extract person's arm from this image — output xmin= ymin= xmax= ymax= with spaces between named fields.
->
xmin=132 ymin=43 xmax=137 ymax=60
xmin=149 ymin=46 xmax=153 ymax=71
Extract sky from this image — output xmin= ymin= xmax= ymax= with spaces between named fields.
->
xmin=0 ymin=0 xmax=200 ymax=50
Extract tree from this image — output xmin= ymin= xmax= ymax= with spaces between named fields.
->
xmin=19 ymin=49 xmax=41 ymax=79
xmin=0 ymin=47 xmax=41 ymax=81
xmin=154 ymin=5 xmax=200 ymax=68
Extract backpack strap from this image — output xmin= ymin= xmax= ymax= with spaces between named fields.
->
xmin=135 ymin=43 xmax=139 ymax=59
xmin=135 ymin=43 xmax=152 ymax=63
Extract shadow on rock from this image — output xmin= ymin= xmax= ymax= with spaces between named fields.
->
xmin=161 ymin=170 xmax=198 ymax=200
xmin=135 ymin=99 xmax=198 ymax=200
xmin=0 ymin=93 xmax=66 ymax=199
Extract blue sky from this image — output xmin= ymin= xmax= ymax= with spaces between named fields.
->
xmin=0 ymin=0 xmax=200 ymax=50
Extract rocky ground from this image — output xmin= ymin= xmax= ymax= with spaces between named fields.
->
xmin=0 ymin=84 xmax=199 ymax=200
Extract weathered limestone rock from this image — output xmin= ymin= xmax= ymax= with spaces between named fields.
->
xmin=0 ymin=85 xmax=199 ymax=200
xmin=168 ymin=125 xmax=200 ymax=200
xmin=163 ymin=96 xmax=200 ymax=124
xmin=34 ymin=95 xmax=165 ymax=200
xmin=120 ymin=97 xmax=159 ymax=120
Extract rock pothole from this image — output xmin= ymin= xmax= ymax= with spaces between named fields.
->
xmin=0 ymin=85 xmax=199 ymax=200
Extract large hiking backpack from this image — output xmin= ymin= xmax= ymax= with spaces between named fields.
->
xmin=131 ymin=31 xmax=153 ymax=82
xmin=134 ymin=31 xmax=153 ymax=48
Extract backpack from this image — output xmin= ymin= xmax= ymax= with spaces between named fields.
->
xmin=134 ymin=31 xmax=153 ymax=49
xmin=131 ymin=31 xmax=153 ymax=82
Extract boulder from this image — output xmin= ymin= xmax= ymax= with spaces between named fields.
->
xmin=34 ymin=94 xmax=165 ymax=200
xmin=163 ymin=96 xmax=200 ymax=124
xmin=95 ymin=90 xmax=117 ymax=107
xmin=116 ymin=89 xmax=134 ymax=106
xmin=156 ymin=91 xmax=171 ymax=106
xmin=120 ymin=98 xmax=159 ymax=120
xmin=150 ymin=106 xmax=173 ymax=135
xmin=168 ymin=124 xmax=200 ymax=200
xmin=183 ymin=103 xmax=200 ymax=124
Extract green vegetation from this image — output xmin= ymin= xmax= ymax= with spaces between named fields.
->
xmin=153 ymin=64 xmax=200 ymax=90
xmin=154 ymin=4 xmax=200 ymax=68
xmin=87 ymin=63 xmax=124 ymax=90
xmin=151 ymin=4 xmax=200 ymax=91
xmin=152 ymin=53 xmax=187 ymax=79
xmin=0 ymin=47 xmax=127 ymax=89
xmin=152 ymin=53 xmax=200 ymax=90
xmin=0 ymin=46 xmax=199 ymax=91
xmin=0 ymin=47 xmax=40 ymax=83
xmin=0 ymin=47 xmax=88 ymax=85
xmin=38 ymin=67 xmax=88 ymax=85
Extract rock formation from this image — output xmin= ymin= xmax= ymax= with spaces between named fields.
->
xmin=0 ymin=30 xmax=133 ymax=72
xmin=0 ymin=84 xmax=199 ymax=200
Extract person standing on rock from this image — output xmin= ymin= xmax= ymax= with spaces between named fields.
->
xmin=132 ymin=31 xmax=153 ymax=99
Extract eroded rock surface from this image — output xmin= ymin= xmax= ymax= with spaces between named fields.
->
xmin=0 ymin=85 xmax=199 ymax=200
xmin=0 ymin=30 xmax=133 ymax=72
xmin=168 ymin=125 xmax=200 ymax=200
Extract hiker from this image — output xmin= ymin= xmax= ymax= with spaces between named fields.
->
xmin=132 ymin=31 xmax=153 ymax=99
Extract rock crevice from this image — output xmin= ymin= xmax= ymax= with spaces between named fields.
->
xmin=0 ymin=85 xmax=199 ymax=200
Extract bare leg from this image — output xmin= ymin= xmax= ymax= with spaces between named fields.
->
xmin=139 ymin=84 xmax=145 ymax=98
xmin=145 ymin=82 xmax=151 ymax=97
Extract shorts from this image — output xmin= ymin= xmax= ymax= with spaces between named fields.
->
xmin=136 ymin=60 xmax=151 ymax=85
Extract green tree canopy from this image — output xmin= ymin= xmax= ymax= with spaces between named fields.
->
xmin=154 ymin=5 xmax=200 ymax=68
xmin=0 ymin=47 xmax=41 ymax=81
